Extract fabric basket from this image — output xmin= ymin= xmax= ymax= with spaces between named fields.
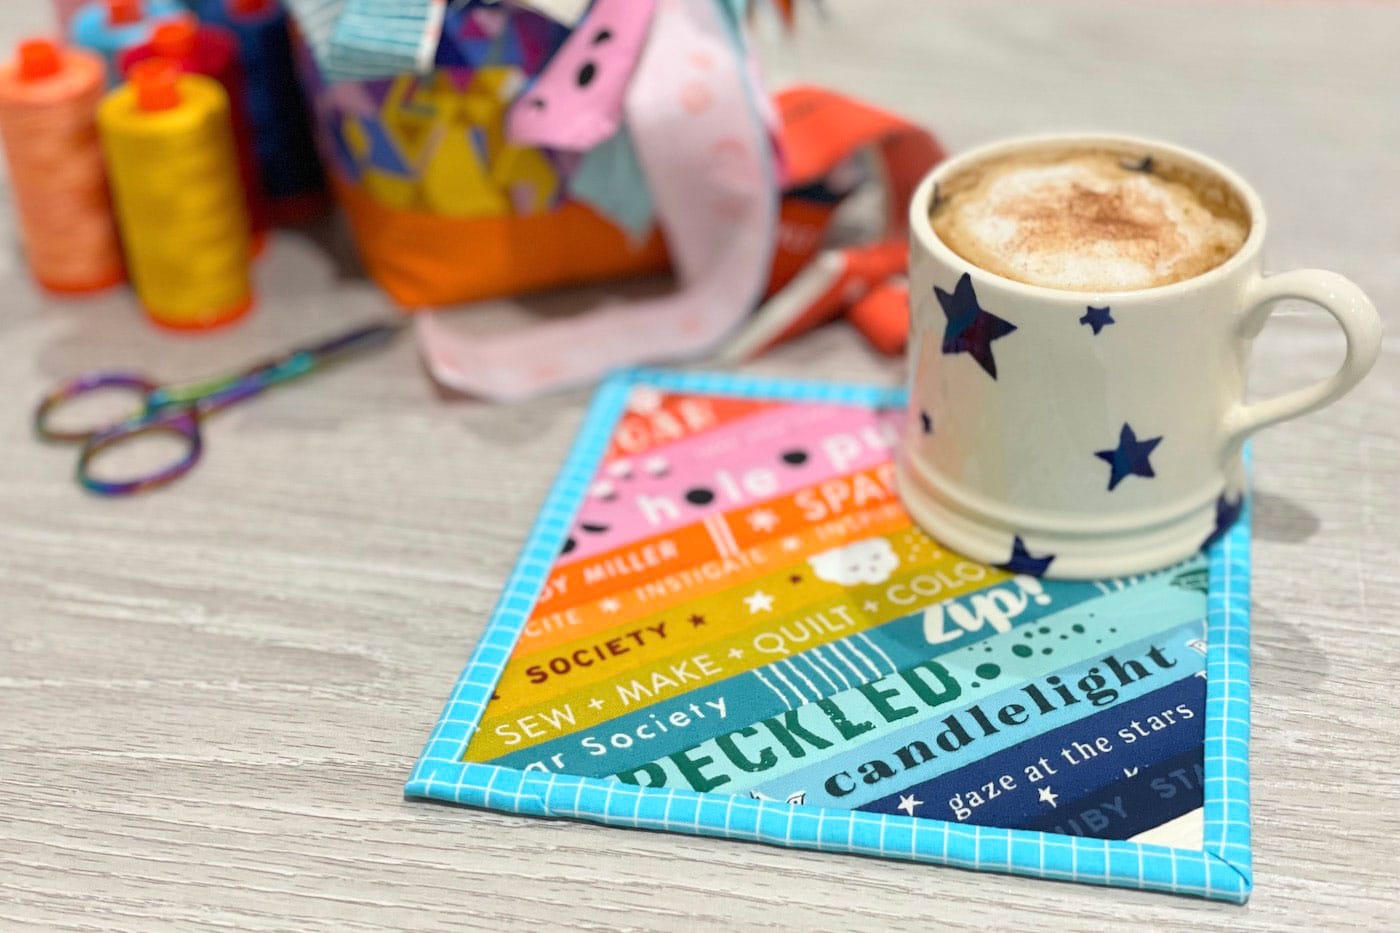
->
xmin=295 ymin=2 xmax=669 ymax=308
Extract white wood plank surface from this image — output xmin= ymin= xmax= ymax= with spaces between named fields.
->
xmin=2 ymin=1 xmax=1397 ymax=928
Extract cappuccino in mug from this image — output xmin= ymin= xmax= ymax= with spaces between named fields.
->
xmin=930 ymin=147 xmax=1249 ymax=292
xmin=900 ymin=134 xmax=1381 ymax=578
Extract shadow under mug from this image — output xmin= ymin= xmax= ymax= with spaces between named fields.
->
xmin=897 ymin=134 xmax=1383 ymax=579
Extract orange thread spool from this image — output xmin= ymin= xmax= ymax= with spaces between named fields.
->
xmin=0 ymin=38 xmax=124 ymax=294
xmin=99 ymin=58 xmax=253 ymax=329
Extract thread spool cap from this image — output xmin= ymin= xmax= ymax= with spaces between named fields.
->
xmin=229 ymin=0 xmax=274 ymax=15
xmin=130 ymin=58 xmax=180 ymax=111
xmin=16 ymin=39 xmax=63 ymax=81
xmin=151 ymin=17 xmax=198 ymax=60
xmin=107 ymin=0 xmax=143 ymax=26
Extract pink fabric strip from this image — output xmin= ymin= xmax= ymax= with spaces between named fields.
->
xmin=558 ymin=402 xmax=902 ymax=564
xmin=507 ymin=0 xmax=657 ymax=152
xmin=416 ymin=0 xmax=779 ymax=401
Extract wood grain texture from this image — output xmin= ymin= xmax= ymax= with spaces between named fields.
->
xmin=2 ymin=1 xmax=1398 ymax=929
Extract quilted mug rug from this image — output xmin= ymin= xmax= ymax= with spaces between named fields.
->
xmin=406 ymin=370 xmax=1254 ymax=902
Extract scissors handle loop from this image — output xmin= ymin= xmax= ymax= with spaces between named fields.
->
xmin=34 ymin=372 xmax=162 ymax=442
xmin=77 ymin=408 xmax=203 ymax=497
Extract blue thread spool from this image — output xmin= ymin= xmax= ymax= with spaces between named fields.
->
xmin=190 ymin=0 xmax=326 ymax=221
xmin=70 ymin=0 xmax=185 ymax=86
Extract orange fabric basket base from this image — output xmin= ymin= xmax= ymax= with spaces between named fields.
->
xmin=334 ymin=176 xmax=670 ymax=309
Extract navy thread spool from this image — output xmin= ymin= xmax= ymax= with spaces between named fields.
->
xmin=192 ymin=0 xmax=326 ymax=222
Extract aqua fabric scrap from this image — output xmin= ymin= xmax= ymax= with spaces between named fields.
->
xmin=567 ymin=128 xmax=655 ymax=241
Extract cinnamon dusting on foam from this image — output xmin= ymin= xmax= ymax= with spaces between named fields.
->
xmin=930 ymin=148 xmax=1249 ymax=291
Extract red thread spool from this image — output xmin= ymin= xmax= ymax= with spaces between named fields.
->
xmin=120 ymin=15 xmax=269 ymax=248
xmin=0 ymin=38 xmax=124 ymax=294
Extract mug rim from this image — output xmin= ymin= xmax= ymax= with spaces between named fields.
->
xmin=908 ymin=132 xmax=1268 ymax=302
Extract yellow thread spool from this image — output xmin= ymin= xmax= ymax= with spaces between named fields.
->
xmin=99 ymin=57 xmax=252 ymax=329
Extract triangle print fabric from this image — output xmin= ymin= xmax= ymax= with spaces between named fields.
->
xmin=406 ymin=370 xmax=1254 ymax=902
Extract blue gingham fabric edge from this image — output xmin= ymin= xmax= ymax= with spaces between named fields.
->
xmin=285 ymin=0 xmax=445 ymax=83
xmin=405 ymin=368 xmax=1253 ymax=904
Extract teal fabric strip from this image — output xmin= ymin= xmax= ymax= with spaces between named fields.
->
xmin=740 ymin=622 xmax=1204 ymax=808
xmin=705 ymin=616 xmax=1209 ymax=801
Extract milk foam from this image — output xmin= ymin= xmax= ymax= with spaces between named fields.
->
xmin=932 ymin=152 xmax=1248 ymax=291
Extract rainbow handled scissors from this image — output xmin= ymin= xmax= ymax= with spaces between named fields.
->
xmin=34 ymin=321 xmax=404 ymax=496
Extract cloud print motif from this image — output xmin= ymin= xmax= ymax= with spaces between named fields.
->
xmin=808 ymin=538 xmax=900 ymax=586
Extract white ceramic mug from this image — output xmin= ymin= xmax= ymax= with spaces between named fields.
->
xmin=897 ymin=134 xmax=1383 ymax=579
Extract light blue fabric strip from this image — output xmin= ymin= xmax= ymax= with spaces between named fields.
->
xmin=282 ymin=0 xmax=347 ymax=72
xmin=286 ymin=0 xmax=442 ymax=82
xmin=329 ymin=0 xmax=441 ymax=80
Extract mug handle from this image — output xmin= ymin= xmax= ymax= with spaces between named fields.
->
xmin=1221 ymin=269 xmax=1383 ymax=454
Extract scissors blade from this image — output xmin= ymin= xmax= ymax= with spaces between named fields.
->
xmin=306 ymin=320 xmax=407 ymax=362
xmin=188 ymin=320 xmax=408 ymax=414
